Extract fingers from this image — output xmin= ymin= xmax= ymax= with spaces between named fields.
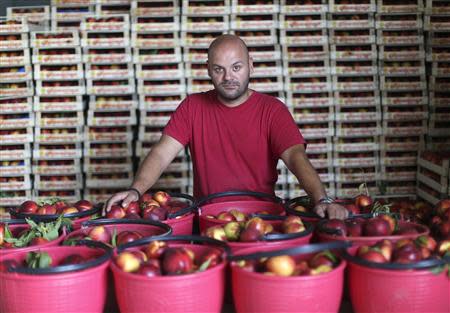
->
xmin=313 ymin=204 xmax=326 ymax=218
xmin=104 ymin=192 xmax=128 ymax=213
xmin=327 ymin=204 xmax=349 ymax=220
xmin=121 ymin=192 xmax=139 ymax=209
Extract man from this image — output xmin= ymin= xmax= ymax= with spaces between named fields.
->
xmin=106 ymin=34 xmax=348 ymax=220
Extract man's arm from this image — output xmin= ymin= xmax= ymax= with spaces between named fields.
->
xmin=105 ymin=135 xmax=184 ymax=211
xmin=280 ymin=143 xmax=348 ymax=220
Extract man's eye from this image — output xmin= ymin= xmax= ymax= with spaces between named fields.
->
xmin=214 ymin=68 xmax=223 ymax=73
xmin=233 ymin=65 xmax=241 ymax=71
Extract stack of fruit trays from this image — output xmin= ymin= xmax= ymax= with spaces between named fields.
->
xmin=80 ymin=14 xmax=136 ymax=203
xmin=31 ymin=30 xmax=84 ymax=204
xmin=182 ymin=1 xmax=224 ymax=93
xmin=278 ymin=1 xmax=333 ymax=198
xmin=50 ymin=1 xmax=95 ymax=32
xmin=377 ymin=0 xmax=428 ymax=196
xmin=425 ymin=0 xmax=450 ymax=151
xmin=96 ymin=0 xmax=132 ymax=16
xmin=0 ymin=18 xmax=34 ymax=212
xmin=6 ymin=5 xmax=50 ymax=31
xmin=329 ymin=0 xmax=380 ymax=200
xmin=416 ymin=151 xmax=450 ymax=205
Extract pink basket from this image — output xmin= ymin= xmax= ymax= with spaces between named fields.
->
xmin=0 ymin=243 xmax=111 ymax=313
xmin=164 ymin=213 xmax=195 ymax=235
xmin=348 ymin=261 xmax=449 ymax=312
xmin=110 ymin=236 xmax=228 ymax=313
xmin=230 ymin=243 xmax=347 ymax=313
xmin=0 ymin=221 xmax=66 ymax=256
xmin=197 ymin=191 xmax=286 ymax=233
xmin=317 ymin=221 xmax=429 ymax=255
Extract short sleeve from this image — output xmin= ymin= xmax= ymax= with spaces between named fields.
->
xmin=163 ymin=96 xmax=192 ymax=146
xmin=269 ymin=103 xmax=306 ymax=157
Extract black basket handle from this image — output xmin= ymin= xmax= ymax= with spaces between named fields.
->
xmin=117 ymin=234 xmax=232 ymax=258
xmin=0 ymin=219 xmax=28 ymax=225
xmin=9 ymin=204 xmax=102 ymax=223
xmin=196 ymin=190 xmax=283 ymax=207
xmin=341 ymin=249 xmax=448 ymax=270
xmin=228 ymin=241 xmax=352 ymax=261
xmin=262 ymin=221 xmax=314 ymax=242
xmin=80 ymin=218 xmax=172 ymax=237
xmin=7 ymin=240 xmax=113 ymax=275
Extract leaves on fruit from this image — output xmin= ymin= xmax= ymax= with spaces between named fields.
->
xmin=111 ymin=228 xmax=117 ymax=247
xmin=26 ymin=251 xmax=52 ymax=269
xmin=321 ymin=250 xmax=338 ymax=264
xmin=198 ymin=258 xmax=212 ymax=272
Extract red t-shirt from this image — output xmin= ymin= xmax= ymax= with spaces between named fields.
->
xmin=163 ymin=90 xmax=305 ymax=199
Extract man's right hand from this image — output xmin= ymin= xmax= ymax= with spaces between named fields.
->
xmin=104 ymin=189 xmax=140 ymax=214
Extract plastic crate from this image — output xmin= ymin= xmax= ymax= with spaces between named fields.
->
xmin=32 ymin=47 xmax=82 ymax=64
xmin=331 ymin=60 xmax=377 ymax=76
xmin=138 ymin=94 xmax=184 ymax=111
xmin=32 ymin=158 xmax=81 ymax=175
xmin=181 ymin=15 xmax=229 ymax=32
xmin=330 ymin=44 xmax=377 ymax=61
xmin=231 ymin=0 xmax=279 ymax=14
xmin=87 ymin=110 xmax=137 ymax=126
xmin=81 ymin=14 xmax=129 ymax=31
xmin=377 ymin=0 xmax=423 ymax=13
xmin=83 ymin=141 xmax=132 ymax=158
xmin=329 ymin=0 xmax=376 ymax=13
xmin=328 ymin=13 xmax=374 ymax=29
xmin=132 ymin=15 xmax=179 ymax=32
xmin=33 ymin=189 xmax=81 ymax=204
xmin=30 ymin=31 xmax=79 ymax=48
xmin=279 ymin=13 xmax=327 ymax=30
xmin=33 ymin=95 xmax=84 ymax=112
xmin=230 ymin=29 xmax=278 ymax=46
xmin=34 ymin=126 xmax=83 ymax=143
xmin=280 ymin=0 xmax=328 ymax=13
xmin=332 ymin=75 xmax=378 ymax=91
xmin=135 ymin=47 xmax=181 ymax=64
xmin=131 ymin=0 xmax=179 ymax=17
xmin=51 ymin=5 xmax=95 ymax=22
xmin=84 ymin=126 xmax=133 ymax=142
xmin=85 ymin=62 xmax=133 ymax=80
xmin=230 ymin=13 xmax=278 ymax=30
xmin=136 ymin=63 xmax=183 ymax=80
xmin=35 ymin=79 xmax=85 ymax=96
xmin=34 ymin=63 xmax=84 ymax=80
xmin=137 ymin=78 xmax=185 ymax=95
xmin=333 ymin=90 xmax=380 ymax=107
xmin=376 ymin=29 xmax=424 ymax=45
xmin=380 ymin=75 xmax=427 ymax=91
xmin=81 ymin=30 xmax=130 ymax=47
xmin=0 ymin=17 xmax=29 ymax=33
xmin=0 ymin=174 xmax=32 ymax=191
xmin=380 ymin=135 xmax=425 ymax=152
xmin=0 ymin=81 xmax=34 ymax=98
xmin=0 ymin=66 xmax=31 ymax=82
xmin=0 ymin=97 xmax=32 ymax=114
xmin=0 ymin=49 xmax=30 ymax=66
xmin=379 ymin=45 xmax=425 ymax=61
xmin=83 ymin=46 xmax=131 ymax=63
xmin=86 ymin=78 xmax=135 ymax=95
xmin=279 ymin=29 xmax=328 ymax=46
xmin=132 ymin=31 xmax=179 ymax=48
xmin=376 ymin=13 xmax=423 ymax=30
xmin=32 ymin=143 xmax=82 ymax=160
xmin=183 ymin=0 xmax=230 ymax=15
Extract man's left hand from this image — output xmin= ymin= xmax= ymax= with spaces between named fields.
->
xmin=314 ymin=202 xmax=349 ymax=220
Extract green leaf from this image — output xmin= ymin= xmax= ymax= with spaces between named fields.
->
xmin=4 ymin=224 xmax=13 ymax=239
xmin=111 ymin=228 xmax=117 ymax=247
xmin=198 ymin=258 xmax=212 ymax=272
xmin=39 ymin=252 xmax=52 ymax=268
xmin=26 ymin=252 xmax=52 ymax=269
xmin=26 ymin=218 xmax=39 ymax=229
xmin=430 ymin=265 xmax=446 ymax=275
xmin=321 ymin=250 xmax=338 ymax=264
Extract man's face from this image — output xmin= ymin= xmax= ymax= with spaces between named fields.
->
xmin=207 ymin=42 xmax=253 ymax=105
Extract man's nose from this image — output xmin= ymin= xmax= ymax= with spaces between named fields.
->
xmin=223 ymin=69 xmax=233 ymax=80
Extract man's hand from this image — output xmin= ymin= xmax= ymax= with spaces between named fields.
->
xmin=314 ymin=202 xmax=349 ymax=220
xmin=104 ymin=189 xmax=139 ymax=214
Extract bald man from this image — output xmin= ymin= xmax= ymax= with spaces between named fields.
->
xmin=106 ymin=34 xmax=348 ymax=220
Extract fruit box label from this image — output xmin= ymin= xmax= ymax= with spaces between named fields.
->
xmin=1 ymin=103 xmax=31 ymax=113
xmin=384 ymin=157 xmax=417 ymax=166
xmin=242 ymin=36 xmax=275 ymax=46
xmin=86 ymin=38 xmax=128 ymax=47
xmin=0 ymin=72 xmax=31 ymax=80
xmin=1 ymin=119 xmax=33 ymax=129
xmin=284 ymin=36 xmax=327 ymax=45
xmin=0 ymin=40 xmax=27 ymax=50
xmin=0 ymin=182 xmax=29 ymax=190
xmin=236 ymin=5 xmax=277 ymax=14
xmin=88 ymin=133 xmax=129 ymax=141
xmin=137 ymin=39 xmax=175 ymax=48
xmin=335 ymin=143 xmax=378 ymax=152
xmin=87 ymin=54 xmax=129 ymax=63
xmin=34 ymin=165 xmax=79 ymax=174
xmin=0 ymin=150 xmax=30 ymax=160
xmin=86 ymin=148 xmax=130 ymax=157
xmin=37 ymin=55 xmax=80 ymax=64
xmin=283 ymin=5 xmax=327 ymax=13
xmin=39 ymin=71 xmax=79 ymax=80
xmin=332 ymin=4 xmax=373 ymax=12
xmin=0 ymin=88 xmax=30 ymax=97
xmin=382 ymin=36 xmax=421 ymax=45
xmin=39 ymin=118 xmax=81 ymax=127
xmin=331 ymin=20 xmax=371 ymax=29
xmin=385 ymin=142 xmax=420 ymax=150
xmin=378 ymin=21 xmax=421 ymax=29
xmin=91 ymin=117 xmax=132 ymax=126
xmin=0 ymin=134 xmax=32 ymax=143
xmin=187 ymin=7 xmax=224 ymax=15
xmin=0 ymin=56 xmax=28 ymax=66
xmin=85 ymin=23 xmax=125 ymax=32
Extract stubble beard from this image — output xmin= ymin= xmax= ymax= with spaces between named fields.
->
xmin=215 ymin=78 xmax=250 ymax=102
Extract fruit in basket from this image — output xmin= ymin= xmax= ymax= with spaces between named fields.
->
xmin=145 ymin=240 xmax=167 ymax=259
xmin=224 ymin=221 xmax=240 ymax=241
xmin=355 ymin=194 xmax=373 ymax=211
xmin=323 ymin=219 xmax=347 ymax=236
xmin=414 ymin=235 xmax=437 ymax=252
xmin=87 ymin=226 xmax=111 ymax=243
xmin=37 ymin=204 xmax=57 ymax=215
xmin=363 ymin=217 xmax=391 ymax=236
xmin=153 ymin=191 xmax=171 ymax=206
xmin=0 ymin=223 xmax=5 ymax=246
xmin=19 ymin=200 xmax=39 ymax=214
xmin=137 ymin=262 xmax=161 ymax=277
xmin=437 ymin=240 xmax=450 ymax=257
xmin=197 ymin=249 xmax=222 ymax=270
xmin=217 ymin=211 xmax=236 ymax=222
xmin=130 ymin=250 xmax=148 ymax=263
xmin=346 ymin=219 xmax=363 ymax=237
xmin=239 ymin=228 xmax=263 ymax=242
xmin=143 ymin=206 xmax=168 ymax=222
xmin=162 ymin=247 xmax=194 ymax=275
xmin=282 ymin=216 xmax=306 ymax=234
xmin=308 ymin=251 xmax=337 ymax=269
xmin=245 ymin=217 xmax=266 ymax=234
xmin=265 ymin=255 xmax=296 ymax=276
xmin=124 ymin=201 xmax=140 ymax=215
xmin=116 ymin=252 xmax=141 ymax=272
xmin=229 ymin=209 xmax=246 ymax=222
xmin=435 ymin=199 xmax=450 ymax=217
xmin=392 ymin=244 xmax=422 ymax=264
xmin=116 ymin=231 xmax=143 ymax=246
xmin=358 ymin=249 xmax=388 ymax=263
xmin=106 ymin=205 xmax=126 ymax=219
xmin=74 ymin=200 xmax=93 ymax=212
xmin=61 ymin=206 xmax=78 ymax=215
xmin=205 ymin=225 xmax=227 ymax=241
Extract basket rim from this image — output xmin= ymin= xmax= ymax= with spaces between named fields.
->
xmin=348 ymin=260 xmax=448 ymax=276
xmin=231 ymin=258 xmax=346 ymax=282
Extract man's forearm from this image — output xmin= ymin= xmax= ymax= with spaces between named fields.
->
xmin=282 ymin=145 xmax=328 ymax=204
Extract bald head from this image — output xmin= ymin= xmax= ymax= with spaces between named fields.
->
xmin=208 ymin=34 xmax=249 ymax=63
